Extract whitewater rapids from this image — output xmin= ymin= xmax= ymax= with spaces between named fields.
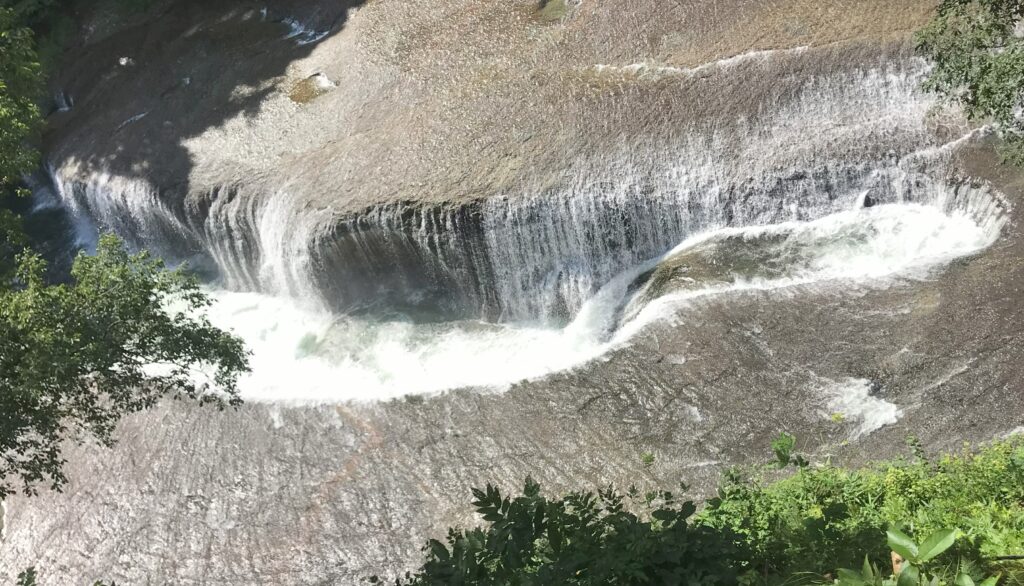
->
xmin=190 ymin=202 xmax=1000 ymax=403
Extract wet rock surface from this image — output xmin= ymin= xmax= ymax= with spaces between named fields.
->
xmin=42 ymin=0 xmax=954 ymax=319
xmin=48 ymin=0 xmax=937 ymax=212
xmin=5 ymin=0 xmax=1024 ymax=583
xmin=3 ymin=144 xmax=1024 ymax=584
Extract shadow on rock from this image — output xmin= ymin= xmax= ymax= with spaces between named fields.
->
xmin=42 ymin=0 xmax=365 ymax=211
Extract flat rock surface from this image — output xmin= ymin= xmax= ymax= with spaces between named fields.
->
xmin=2 ymin=143 xmax=1023 ymax=584
xmin=7 ymin=1 xmax=1024 ymax=584
xmin=48 ymin=0 xmax=937 ymax=215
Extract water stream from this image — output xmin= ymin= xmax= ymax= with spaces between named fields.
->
xmin=31 ymin=53 xmax=1009 ymax=403
xmin=167 ymin=200 xmax=1000 ymax=403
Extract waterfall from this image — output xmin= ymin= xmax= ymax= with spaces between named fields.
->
xmin=45 ymin=54 xmax=1005 ymax=327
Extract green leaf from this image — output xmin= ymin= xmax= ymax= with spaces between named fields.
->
xmin=862 ymin=556 xmax=875 ymax=581
xmin=523 ymin=476 xmax=541 ymax=498
xmin=679 ymin=501 xmax=697 ymax=520
xmin=888 ymin=529 xmax=919 ymax=562
xmin=978 ymin=576 xmax=1000 ymax=586
xmin=651 ymin=509 xmax=676 ymax=522
xmin=917 ymin=529 xmax=956 ymax=562
xmin=428 ymin=539 xmax=450 ymax=561
xmin=839 ymin=568 xmax=868 ymax=585
xmin=955 ymin=574 xmax=975 ymax=586
xmin=897 ymin=564 xmax=920 ymax=586
xmin=772 ymin=432 xmax=796 ymax=468
xmin=547 ymin=521 xmax=562 ymax=554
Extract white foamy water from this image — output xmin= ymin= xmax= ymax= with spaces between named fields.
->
xmin=617 ymin=203 xmax=1000 ymax=339
xmin=198 ymin=289 xmax=616 ymax=403
xmin=824 ymin=378 xmax=903 ymax=440
xmin=192 ymin=202 xmax=999 ymax=403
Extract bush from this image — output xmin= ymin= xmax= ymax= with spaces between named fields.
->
xmin=916 ymin=0 xmax=1024 ymax=164
xmin=701 ymin=437 xmax=1024 ymax=584
xmin=397 ymin=437 xmax=1024 ymax=585
xmin=386 ymin=478 xmax=738 ymax=585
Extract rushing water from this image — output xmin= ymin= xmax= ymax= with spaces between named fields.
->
xmin=34 ymin=141 xmax=1005 ymax=402
xmin=47 ymin=59 xmax=963 ymax=323
xmin=177 ymin=201 xmax=1000 ymax=403
xmin=33 ymin=49 xmax=1009 ymax=403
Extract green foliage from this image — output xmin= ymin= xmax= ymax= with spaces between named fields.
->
xmin=15 ymin=567 xmax=37 ymax=586
xmin=701 ymin=437 xmax=1024 ymax=584
xmin=389 ymin=477 xmax=737 ymax=585
xmin=0 ymin=1 xmax=251 ymax=506
xmin=402 ymin=438 xmax=1024 ymax=585
xmin=916 ymin=0 xmax=1024 ymax=163
xmin=835 ymin=529 xmax=999 ymax=586
xmin=0 ymin=234 xmax=250 ymax=499
xmin=772 ymin=432 xmax=810 ymax=469
xmin=0 ymin=6 xmax=42 ymax=192
xmin=0 ymin=207 xmax=28 ymax=280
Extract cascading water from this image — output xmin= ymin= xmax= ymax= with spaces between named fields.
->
xmin=37 ymin=52 xmax=1009 ymax=403
xmin=39 ymin=179 xmax=1005 ymax=403
xmin=47 ymin=57 xmax=968 ymax=318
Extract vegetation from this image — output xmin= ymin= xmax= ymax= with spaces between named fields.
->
xmin=834 ymin=528 xmax=998 ymax=586
xmin=0 ymin=0 xmax=250 ymax=504
xmin=0 ymin=0 xmax=1020 ymax=584
xmin=0 ymin=0 xmax=155 ymax=194
xmin=917 ymin=0 xmax=1024 ymax=163
xmin=0 ymin=5 xmax=42 ymax=193
xmin=0 ymin=235 xmax=249 ymax=499
xmin=0 ymin=9 xmax=250 ymax=586
xmin=391 ymin=436 xmax=1024 ymax=585
xmin=382 ymin=479 xmax=738 ymax=585
xmin=701 ymin=437 xmax=1024 ymax=583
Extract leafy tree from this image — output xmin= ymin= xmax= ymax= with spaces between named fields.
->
xmin=0 ymin=6 xmax=42 ymax=192
xmin=386 ymin=478 xmax=737 ymax=585
xmin=917 ymin=0 xmax=1024 ymax=163
xmin=0 ymin=207 xmax=27 ymax=280
xmin=0 ymin=235 xmax=250 ymax=499
xmin=0 ymin=0 xmax=250 ymax=505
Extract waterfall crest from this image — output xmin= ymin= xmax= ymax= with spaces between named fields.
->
xmin=45 ymin=51 xmax=1006 ymax=325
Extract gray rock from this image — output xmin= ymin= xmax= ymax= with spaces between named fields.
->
xmin=4 ymin=0 xmax=1023 ymax=584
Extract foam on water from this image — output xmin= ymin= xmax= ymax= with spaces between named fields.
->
xmin=616 ymin=202 xmax=1001 ymax=341
xmin=823 ymin=378 xmax=903 ymax=440
xmin=198 ymin=289 xmax=613 ymax=403
xmin=193 ymin=202 xmax=999 ymax=403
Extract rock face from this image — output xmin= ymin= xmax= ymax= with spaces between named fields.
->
xmin=4 ymin=149 xmax=1024 ymax=583
xmin=4 ymin=0 xmax=1024 ymax=584
xmin=46 ymin=0 xmax=947 ymax=320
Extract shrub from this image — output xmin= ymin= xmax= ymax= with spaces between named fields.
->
xmin=397 ymin=437 xmax=1024 ymax=585
xmin=386 ymin=478 xmax=738 ymax=585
